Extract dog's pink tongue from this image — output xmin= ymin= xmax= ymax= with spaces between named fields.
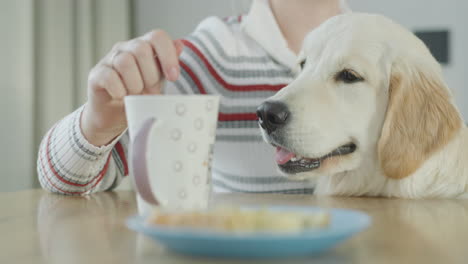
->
xmin=275 ymin=147 xmax=295 ymax=165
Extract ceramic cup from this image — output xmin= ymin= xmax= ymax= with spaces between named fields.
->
xmin=125 ymin=95 xmax=220 ymax=214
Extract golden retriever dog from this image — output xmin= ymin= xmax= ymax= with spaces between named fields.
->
xmin=256 ymin=13 xmax=467 ymax=198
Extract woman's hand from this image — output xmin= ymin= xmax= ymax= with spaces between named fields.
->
xmin=81 ymin=30 xmax=184 ymax=146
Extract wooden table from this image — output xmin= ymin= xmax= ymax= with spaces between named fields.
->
xmin=1 ymin=190 xmax=468 ymax=264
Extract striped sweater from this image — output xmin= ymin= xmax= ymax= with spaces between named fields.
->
xmin=37 ymin=0 xmax=316 ymax=195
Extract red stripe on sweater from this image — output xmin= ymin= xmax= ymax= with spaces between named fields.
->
xmin=180 ymin=61 xmax=207 ymax=94
xmin=181 ymin=39 xmax=287 ymax=92
xmin=40 ymin=149 xmax=111 ymax=195
xmin=40 ymin=152 xmax=86 ymax=195
xmin=45 ymin=126 xmax=111 ymax=188
xmin=88 ymin=154 xmax=112 ymax=190
xmin=115 ymin=142 xmax=128 ymax=176
xmin=218 ymin=113 xmax=258 ymax=121
xmin=180 ymin=61 xmax=259 ymax=122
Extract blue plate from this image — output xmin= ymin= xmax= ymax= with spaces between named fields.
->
xmin=126 ymin=206 xmax=371 ymax=259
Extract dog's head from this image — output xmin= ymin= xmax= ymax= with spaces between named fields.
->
xmin=257 ymin=13 xmax=462 ymax=180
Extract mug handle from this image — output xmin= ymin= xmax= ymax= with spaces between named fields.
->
xmin=130 ymin=117 xmax=159 ymax=205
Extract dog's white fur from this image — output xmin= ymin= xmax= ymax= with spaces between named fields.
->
xmin=262 ymin=13 xmax=468 ymax=198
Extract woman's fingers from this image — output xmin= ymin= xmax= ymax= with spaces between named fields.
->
xmin=91 ymin=29 xmax=184 ymax=99
xmin=112 ymin=51 xmax=144 ymax=95
xmin=174 ymin=39 xmax=185 ymax=56
xmin=121 ymin=39 xmax=162 ymax=91
xmin=88 ymin=65 xmax=126 ymax=100
xmin=143 ymin=30 xmax=180 ymax=81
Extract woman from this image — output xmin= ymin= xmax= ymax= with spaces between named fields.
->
xmin=37 ymin=0 xmax=349 ymax=195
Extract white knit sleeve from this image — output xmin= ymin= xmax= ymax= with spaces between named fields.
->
xmin=37 ymin=105 xmax=128 ymax=195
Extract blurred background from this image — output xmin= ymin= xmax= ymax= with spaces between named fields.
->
xmin=1 ymin=0 xmax=466 ymax=192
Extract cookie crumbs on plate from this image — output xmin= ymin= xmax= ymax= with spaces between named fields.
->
xmin=146 ymin=207 xmax=330 ymax=233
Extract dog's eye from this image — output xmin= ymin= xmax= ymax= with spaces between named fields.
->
xmin=336 ymin=69 xmax=364 ymax=83
xmin=299 ymin=59 xmax=306 ymax=70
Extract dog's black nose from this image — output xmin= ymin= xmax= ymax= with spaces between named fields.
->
xmin=256 ymin=101 xmax=290 ymax=133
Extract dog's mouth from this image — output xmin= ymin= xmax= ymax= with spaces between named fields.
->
xmin=274 ymin=143 xmax=357 ymax=174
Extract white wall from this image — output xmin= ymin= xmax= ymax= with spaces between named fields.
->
xmin=350 ymin=0 xmax=468 ymax=119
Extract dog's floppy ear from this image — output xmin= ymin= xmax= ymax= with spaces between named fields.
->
xmin=378 ymin=60 xmax=462 ymax=179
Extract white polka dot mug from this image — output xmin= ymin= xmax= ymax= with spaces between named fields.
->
xmin=125 ymin=95 xmax=220 ymax=214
